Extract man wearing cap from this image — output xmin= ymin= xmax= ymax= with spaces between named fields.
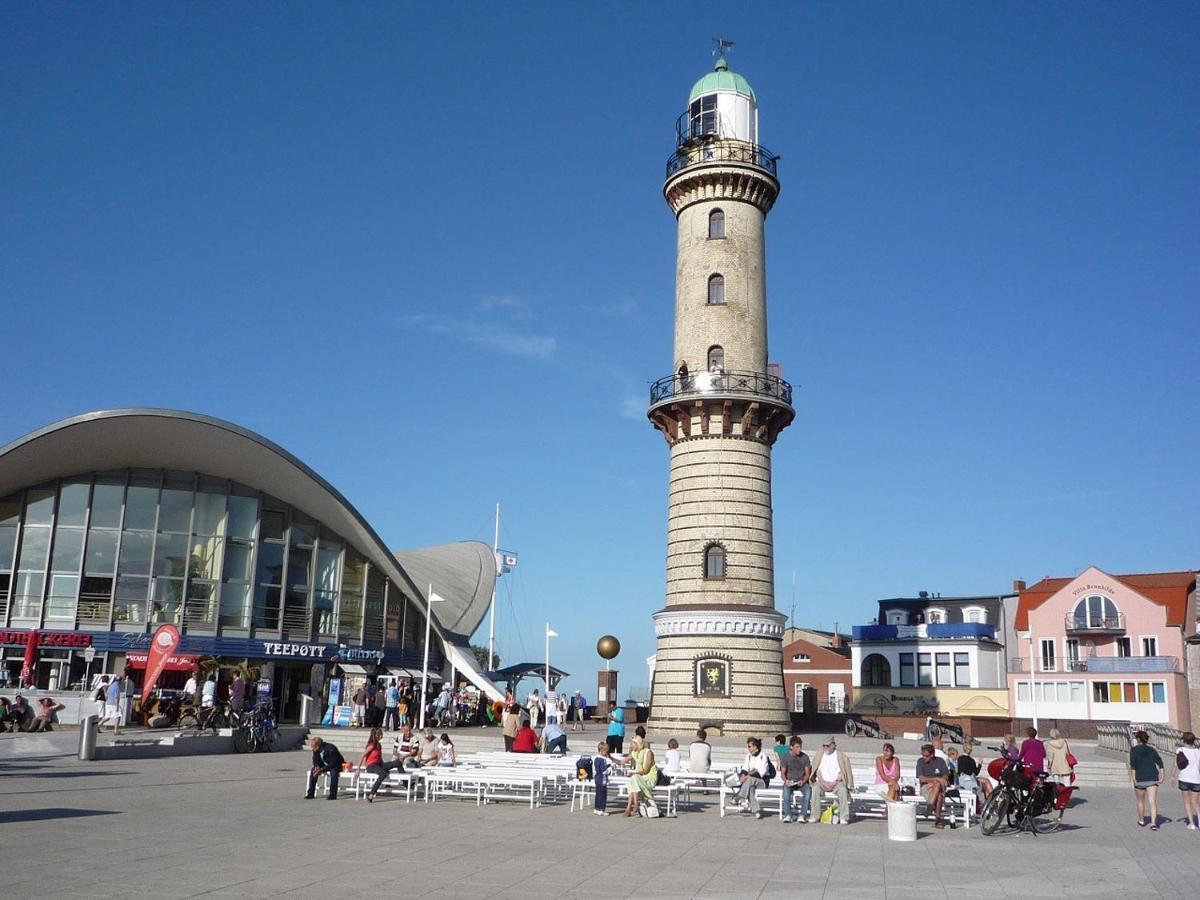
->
xmin=814 ymin=736 xmax=854 ymax=824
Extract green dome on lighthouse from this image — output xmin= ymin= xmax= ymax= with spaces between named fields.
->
xmin=688 ymin=56 xmax=756 ymax=103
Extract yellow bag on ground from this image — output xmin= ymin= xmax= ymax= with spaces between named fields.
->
xmin=820 ymin=803 xmax=838 ymax=824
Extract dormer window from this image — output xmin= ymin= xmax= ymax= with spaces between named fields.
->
xmin=885 ymin=609 xmax=906 ymax=626
xmin=792 ymin=653 xmax=810 ymax=663
xmin=926 ymin=608 xmax=946 ymax=624
xmin=963 ymin=606 xmax=987 ymax=624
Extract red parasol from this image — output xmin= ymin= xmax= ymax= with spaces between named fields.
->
xmin=19 ymin=629 xmax=39 ymax=688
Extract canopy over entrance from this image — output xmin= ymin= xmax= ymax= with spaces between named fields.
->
xmin=487 ymin=662 xmax=570 ymax=693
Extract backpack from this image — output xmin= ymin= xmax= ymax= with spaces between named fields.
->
xmin=656 ymin=768 xmax=672 ymax=787
xmin=576 ymin=755 xmax=593 ymax=781
xmin=93 ymin=685 xmax=106 ymax=703
xmin=1178 ymin=750 xmax=1190 ymax=771
xmin=763 ymin=756 xmax=776 ymax=787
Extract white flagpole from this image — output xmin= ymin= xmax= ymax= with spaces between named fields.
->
xmin=545 ymin=622 xmax=551 ymax=695
xmin=488 ymin=503 xmax=500 ymax=671
xmin=1028 ymin=630 xmax=1039 ymax=731
xmin=420 ymin=583 xmax=433 ymax=731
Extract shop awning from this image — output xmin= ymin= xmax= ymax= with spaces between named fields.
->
xmin=126 ymin=652 xmax=199 ymax=672
xmin=334 ymin=662 xmax=373 ymax=675
xmin=379 ymin=666 xmax=418 ymax=679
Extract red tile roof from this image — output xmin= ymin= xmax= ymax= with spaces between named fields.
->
xmin=1015 ymin=570 xmax=1195 ymax=630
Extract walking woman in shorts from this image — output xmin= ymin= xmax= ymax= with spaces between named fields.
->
xmin=1130 ymin=730 xmax=1165 ymax=829
xmin=1174 ymin=731 xmax=1200 ymax=830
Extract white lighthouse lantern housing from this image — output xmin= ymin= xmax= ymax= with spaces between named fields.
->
xmin=678 ymin=56 xmax=759 ymax=146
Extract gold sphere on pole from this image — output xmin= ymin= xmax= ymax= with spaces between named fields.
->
xmin=596 ymin=635 xmax=621 ymax=660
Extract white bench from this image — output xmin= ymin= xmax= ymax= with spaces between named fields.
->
xmin=352 ymin=767 xmax=422 ymax=802
xmin=423 ymin=768 xmax=546 ymax=808
xmin=718 ymin=784 xmax=785 ymax=819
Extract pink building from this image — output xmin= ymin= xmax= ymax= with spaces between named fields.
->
xmin=1009 ymin=567 xmax=1196 ymax=731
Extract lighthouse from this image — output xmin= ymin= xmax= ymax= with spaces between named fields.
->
xmin=646 ymin=49 xmax=794 ymax=736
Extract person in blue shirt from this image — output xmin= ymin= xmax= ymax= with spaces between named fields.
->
xmin=606 ymin=706 xmax=625 ymax=754
xmin=542 ymin=721 xmax=567 ymax=754
xmin=99 ymin=678 xmax=123 ymax=735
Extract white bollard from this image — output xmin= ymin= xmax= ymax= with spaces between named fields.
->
xmin=887 ymin=801 xmax=918 ymax=841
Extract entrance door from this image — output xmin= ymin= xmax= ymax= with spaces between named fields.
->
xmin=828 ymin=682 xmax=846 ymax=714
xmin=275 ymin=664 xmax=308 ymax=723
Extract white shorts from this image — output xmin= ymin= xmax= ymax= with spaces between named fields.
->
xmin=104 ymin=703 xmax=120 ymax=719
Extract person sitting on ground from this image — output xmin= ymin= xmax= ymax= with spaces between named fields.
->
xmin=541 ymin=720 xmax=568 ymax=755
xmin=435 ymin=733 xmax=457 ymax=767
xmin=305 ymin=737 xmax=345 ymax=800
xmin=10 ymin=694 xmax=32 ymax=732
xmin=0 ymin=697 xmax=12 ymax=732
xmin=392 ymin=724 xmax=420 ymax=768
xmin=688 ymin=728 xmax=712 ymax=773
xmin=1019 ymin=726 xmax=1047 ymax=773
xmin=955 ymin=741 xmax=992 ymax=798
xmin=916 ymin=743 xmax=951 ymax=828
xmin=780 ymin=736 xmax=813 ymax=823
xmin=734 ymin=737 xmax=772 ymax=819
xmin=29 ymin=697 xmax=64 ymax=732
xmin=874 ymin=742 xmax=901 ymax=802
xmin=814 ymin=736 xmax=854 ymax=824
xmin=512 ymin=718 xmax=539 ymax=753
xmin=358 ymin=727 xmax=404 ymax=803
xmin=624 ymin=736 xmax=659 ymax=817
xmin=662 ymin=738 xmax=682 ymax=774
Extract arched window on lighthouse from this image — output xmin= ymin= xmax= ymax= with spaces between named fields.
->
xmin=703 ymin=544 xmax=726 ymax=580
xmin=708 ymin=209 xmax=725 ymax=239
xmin=707 ymin=274 xmax=725 ymax=305
xmin=707 ymin=346 xmax=724 ymax=373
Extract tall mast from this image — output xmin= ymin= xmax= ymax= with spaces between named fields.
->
xmin=487 ymin=502 xmax=500 ymax=671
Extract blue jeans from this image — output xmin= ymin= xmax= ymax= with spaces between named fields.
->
xmin=783 ymin=783 xmax=811 ymax=820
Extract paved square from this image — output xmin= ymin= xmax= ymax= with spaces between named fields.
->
xmin=2 ymin=743 xmax=1198 ymax=899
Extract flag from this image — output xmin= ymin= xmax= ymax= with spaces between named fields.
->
xmin=496 ymin=550 xmax=518 ymax=575
xmin=546 ymin=627 xmax=558 ymax=637
xmin=141 ymin=624 xmax=182 ymax=704
xmin=429 ymin=590 xmax=450 ymax=606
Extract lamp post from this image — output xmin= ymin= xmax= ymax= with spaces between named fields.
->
xmin=419 ymin=584 xmax=446 ymax=732
xmin=545 ymin=623 xmax=558 ymax=697
xmin=1028 ymin=630 xmax=1039 ymax=732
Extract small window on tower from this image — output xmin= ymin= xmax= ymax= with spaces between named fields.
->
xmin=708 ymin=209 xmax=725 ymax=239
xmin=707 ymin=274 xmax=725 ymax=305
xmin=704 ymin=544 xmax=726 ymax=580
xmin=707 ymin=346 xmax=724 ymax=373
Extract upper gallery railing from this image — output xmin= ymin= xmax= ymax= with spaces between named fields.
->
xmin=649 ymin=370 xmax=793 ymax=407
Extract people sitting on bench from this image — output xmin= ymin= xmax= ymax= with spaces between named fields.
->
xmin=305 ymin=737 xmax=344 ymax=800
xmin=814 ymin=736 xmax=854 ymax=824
xmin=873 ymin=742 xmax=901 ymax=801
xmin=916 ymin=743 xmax=951 ymax=829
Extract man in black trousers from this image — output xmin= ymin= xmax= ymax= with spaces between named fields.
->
xmin=305 ymin=737 xmax=345 ymax=800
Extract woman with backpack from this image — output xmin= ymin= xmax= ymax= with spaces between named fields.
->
xmin=733 ymin=737 xmax=773 ymax=819
xmin=1174 ymin=731 xmax=1200 ymax=830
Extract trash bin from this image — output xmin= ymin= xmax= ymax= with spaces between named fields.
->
xmin=887 ymin=801 xmax=917 ymax=841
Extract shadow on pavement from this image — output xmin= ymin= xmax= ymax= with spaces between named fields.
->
xmin=0 ymin=808 xmax=120 ymax=823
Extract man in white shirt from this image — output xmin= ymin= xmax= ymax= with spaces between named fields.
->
xmin=814 ymin=737 xmax=854 ymax=824
xmin=201 ymin=675 xmax=217 ymax=709
xmin=183 ymin=672 xmax=198 ymax=703
xmin=526 ymin=689 xmax=541 ymax=729
xmin=688 ymin=729 xmax=713 ymax=773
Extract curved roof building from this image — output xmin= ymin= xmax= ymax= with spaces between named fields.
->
xmin=0 ymin=409 xmax=502 ymax=716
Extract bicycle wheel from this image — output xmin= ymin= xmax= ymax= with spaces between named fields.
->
xmin=1027 ymin=786 xmax=1058 ymax=833
xmin=179 ymin=713 xmax=199 ymax=730
xmin=981 ymin=790 xmax=1010 ymax=835
xmin=262 ymin=727 xmax=278 ymax=752
xmin=233 ymin=726 xmax=251 ymax=753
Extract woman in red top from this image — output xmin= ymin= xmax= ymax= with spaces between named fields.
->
xmin=512 ymin=719 xmax=538 ymax=753
xmin=357 ymin=727 xmax=403 ymax=802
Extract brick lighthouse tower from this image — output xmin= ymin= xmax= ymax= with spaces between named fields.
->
xmin=646 ymin=48 xmax=794 ymax=736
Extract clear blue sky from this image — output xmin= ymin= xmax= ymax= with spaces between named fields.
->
xmin=3 ymin=3 xmax=1197 ymax=697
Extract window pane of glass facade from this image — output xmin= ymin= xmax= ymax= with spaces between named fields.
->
xmin=89 ymin=482 xmax=124 ymax=528
xmin=917 ymin=653 xmax=932 ymax=687
xmin=1152 ymin=683 xmax=1165 ymax=703
xmin=193 ymin=491 xmax=226 ymax=536
xmin=118 ymin=531 xmax=153 ymax=576
xmin=13 ymin=572 xmax=44 ymax=617
xmin=935 ymin=652 xmax=951 ymax=686
xmin=226 ymin=495 xmax=257 ymax=539
xmin=24 ymin=487 xmax=56 ymax=526
xmin=158 ymin=488 xmax=192 ymax=533
xmin=953 ymin=652 xmax=969 ymax=686
xmin=51 ymin=527 xmax=85 ymax=572
xmin=151 ymin=578 xmax=183 ymax=624
xmin=287 ymin=548 xmax=311 ymax=588
xmin=255 ymin=542 xmax=284 ymax=585
xmin=0 ymin=526 xmax=16 ymax=572
xmin=57 ymin=481 xmax=90 ymax=527
xmin=223 ymin=543 xmax=253 ymax=582
xmin=45 ymin=573 xmax=78 ymax=619
xmin=153 ymin=532 xmax=189 ymax=578
xmin=254 ymin=585 xmax=281 ymax=630
xmin=18 ymin=525 xmax=50 ymax=570
xmin=124 ymin=483 xmax=158 ymax=530
xmin=84 ymin=529 xmax=119 ymax=575
xmin=188 ymin=535 xmax=223 ymax=581
xmin=114 ymin=575 xmax=148 ymax=625
xmin=186 ymin=581 xmax=217 ymax=628
xmin=0 ymin=494 xmax=21 ymax=527
xmin=260 ymin=509 xmax=286 ymax=540
xmin=1018 ymin=682 xmax=1030 ymax=702
xmin=220 ymin=582 xmax=251 ymax=629
xmin=898 ymin=652 xmax=913 ymax=686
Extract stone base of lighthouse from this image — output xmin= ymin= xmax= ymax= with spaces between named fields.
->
xmin=646 ymin=605 xmax=789 ymax=737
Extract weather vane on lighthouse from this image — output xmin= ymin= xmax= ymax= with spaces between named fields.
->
xmin=712 ymin=37 xmax=735 ymax=59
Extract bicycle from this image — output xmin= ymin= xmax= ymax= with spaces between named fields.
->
xmin=233 ymin=701 xmax=278 ymax=753
xmin=980 ymin=747 xmax=1075 ymax=835
xmin=179 ymin=702 xmax=231 ymax=734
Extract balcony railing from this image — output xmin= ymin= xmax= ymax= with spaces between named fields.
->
xmin=852 ymin=623 xmax=996 ymax=641
xmin=649 ymin=370 xmax=793 ymax=408
xmin=1009 ymin=655 xmax=1179 ymax=675
xmin=666 ymin=139 xmax=779 ymax=179
xmin=1064 ymin=613 xmax=1126 ymax=633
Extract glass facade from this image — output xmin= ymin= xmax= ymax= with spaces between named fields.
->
xmin=0 ymin=470 xmax=423 ymax=651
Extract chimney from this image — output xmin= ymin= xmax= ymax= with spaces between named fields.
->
xmin=1013 ymin=579 xmax=1026 ymax=593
